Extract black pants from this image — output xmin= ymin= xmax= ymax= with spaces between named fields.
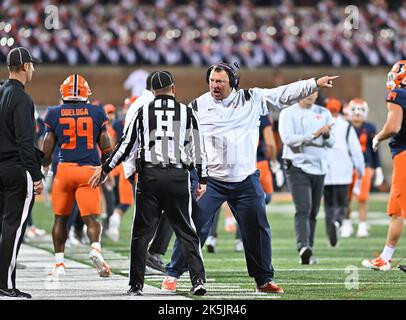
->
xmin=323 ymin=185 xmax=349 ymax=234
xmin=129 ymin=166 xmax=205 ymax=287
xmin=286 ymin=165 xmax=325 ymax=251
xmin=0 ymin=165 xmax=34 ymax=289
xmin=149 ymin=212 xmax=173 ymax=255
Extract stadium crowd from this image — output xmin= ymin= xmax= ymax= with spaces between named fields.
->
xmin=0 ymin=0 xmax=405 ymax=67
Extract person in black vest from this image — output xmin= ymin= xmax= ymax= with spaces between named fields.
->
xmin=0 ymin=47 xmax=43 ymax=299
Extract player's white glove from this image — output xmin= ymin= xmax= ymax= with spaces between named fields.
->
xmin=373 ymin=167 xmax=384 ymax=187
xmin=270 ymin=160 xmax=285 ymax=188
xmin=372 ymin=136 xmax=380 ymax=152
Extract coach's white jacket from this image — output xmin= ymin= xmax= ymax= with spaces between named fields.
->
xmin=324 ymin=115 xmax=365 ymax=185
xmin=191 ymin=78 xmax=318 ymax=182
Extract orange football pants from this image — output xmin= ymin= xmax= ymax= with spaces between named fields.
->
xmin=52 ymin=162 xmax=101 ymax=216
xmin=117 ymin=164 xmax=134 ymax=205
xmin=348 ymin=167 xmax=373 ymax=202
xmin=387 ymin=151 xmax=406 ymax=218
xmin=256 ymin=160 xmax=274 ymax=194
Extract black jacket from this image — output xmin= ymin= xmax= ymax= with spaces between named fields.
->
xmin=0 ymin=79 xmax=43 ymax=181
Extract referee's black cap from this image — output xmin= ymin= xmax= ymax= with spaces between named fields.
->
xmin=151 ymin=71 xmax=174 ymax=90
xmin=6 ymin=47 xmax=41 ymax=66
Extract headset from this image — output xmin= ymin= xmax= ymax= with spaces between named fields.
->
xmin=206 ymin=61 xmax=241 ymax=89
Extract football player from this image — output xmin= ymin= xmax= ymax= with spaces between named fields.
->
xmin=341 ymin=98 xmax=384 ymax=238
xmin=362 ymin=60 xmax=406 ymax=271
xmin=41 ymin=74 xmax=112 ymax=277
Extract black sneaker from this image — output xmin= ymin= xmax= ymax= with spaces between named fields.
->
xmin=127 ymin=284 xmax=143 ymax=296
xmin=0 ymin=288 xmax=17 ymax=298
xmin=329 ymin=221 xmax=340 ymax=247
xmin=299 ymin=247 xmax=312 ymax=265
xmin=399 ymin=265 xmax=406 ymax=273
xmin=206 ymin=236 xmax=216 ymax=253
xmin=13 ymin=289 xmax=31 ymax=299
xmin=0 ymin=288 xmax=31 ymax=299
xmin=146 ymin=252 xmax=165 ymax=273
xmin=191 ymin=279 xmax=207 ymax=296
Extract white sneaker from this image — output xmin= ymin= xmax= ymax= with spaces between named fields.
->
xmin=357 ymin=222 xmax=369 ymax=238
xmin=68 ymin=227 xmax=83 ymax=246
xmin=235 ymin=239 xmax=244 ymax=252
xmin=25 ymin=226 xmax=46 ymax=239
xmin=49 ymin=263 xmax=66 ymax=276
xmin=89 ymin=248 xmax=111 ymax=277
xmin=362 ymin=256 xmax=391 ymax=271
xmin=206 ymin=236 xmax=216 ymax=253
xmin=105 ymin=227 xmax=120 ymax=242
xmin=340 ymin=219 xmax=353 ymax=238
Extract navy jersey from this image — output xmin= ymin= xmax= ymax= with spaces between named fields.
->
xmin=112 ymin=118 xmax=125 ymax=140
xmin=44 ymin=103 xmax=108 ymax=166
xmin=354 ymin=121 xmax=381 ymax=168
xmin=386 ymin=88 xmax=406 ymax=157
xmin=257 ymin=116 xmax=272 ymax=162
xmin=353 ymin=121 xmax=380 ymax=168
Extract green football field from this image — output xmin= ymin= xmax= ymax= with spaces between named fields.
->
xmin=28 ymin=195 xmax=406 ymax=300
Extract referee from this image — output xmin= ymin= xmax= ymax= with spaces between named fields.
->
xmin=89 ymin=71 xmax=207 ymax=296
xmin=0 ymin=47 xmax=43 ymax=298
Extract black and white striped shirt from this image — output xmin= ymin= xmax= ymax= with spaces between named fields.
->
xmin=102 ymin=95 xmax=208 ymax=183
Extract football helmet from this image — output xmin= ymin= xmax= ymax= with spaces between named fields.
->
xmin=325 ymin=96 xmax=342 ymax=114
xmin=60 ymin=74 xmax=92 ymax=102
xmin=387 ymin=60 xmax=406 ymax=91
xmin=347 ymin=98 xmax=369 ymax=120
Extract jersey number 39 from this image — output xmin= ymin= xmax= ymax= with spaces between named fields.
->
xmin=59 ymin=117 xmax=94 ymax=149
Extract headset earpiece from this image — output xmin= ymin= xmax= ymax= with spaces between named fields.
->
xmin=206 ymin=62 xmax=240 ymax=89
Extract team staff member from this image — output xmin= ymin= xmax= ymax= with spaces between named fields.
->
xmin=362 ymin=60 xmax=406 ymax=271
xmin=90 ymin=71 xmax=208 ymax=296
xmin=0 ymin=47 xmax=43 ymax=299
xmin=162 ymin=61 xmax=338 ymax=293
xmin=41 ymin=74 xmax=112 ymax=278
xmin=279 ymin=91 xmax=334 ymax=264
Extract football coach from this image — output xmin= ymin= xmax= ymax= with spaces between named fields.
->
xmin=0 ymin=47 xmax=43 ymax=299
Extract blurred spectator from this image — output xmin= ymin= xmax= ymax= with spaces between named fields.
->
xmin=0 ymin=0 xmax=404 ymax=67
xmin=123 ymin=68 xmax=148 ymax=96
